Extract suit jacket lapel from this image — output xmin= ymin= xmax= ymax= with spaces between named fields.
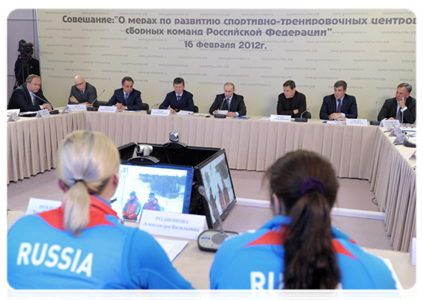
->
xmin=24 ymin=86 xmax=33 ymax=106
xmin=126 ymin=91 xmax=131 ymax=105
xmin=341 ymin=95 xmax=348 ymax=111
xmin=332 ymin=95 xmax=337 ymax=113
xmin=230 ymin=94 xmax=237 ymax=110
xmin=391 ymin=99 xmax=398 ymax=117
xmin=177 ymin=92 xmax=185 ymax=108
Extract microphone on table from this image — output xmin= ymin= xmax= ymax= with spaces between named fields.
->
xmin=147 ymin=103 xmax=159 ymax=115
xmin=33 ymin=94 xmax=52 ymax=106
xmin=196 ymin=185 xmax=238 ymax=252
xmin=86 ymin=89 xmax=105 ymax=111
xmin=295 ymin=108 xmax=309 ymax=122
xmin=33 ymin=94 xmax=58 ymax=114
xmin=370 ymin=100 xmax=380 ymax=126
xmin=92 ymin=89 xmax=105 ymax=106
xmin=214 ymin=98 xmax=227 ymax=118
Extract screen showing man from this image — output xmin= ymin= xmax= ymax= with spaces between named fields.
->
xmin=122 ymin=191 xmax=141 ymax=222
xmin=111 ymin=164 xmax=194 ymax=221
xmin=141 ymin=192 xmax=161 ymax=215
xmin=197 ymin=150 xmax=236 ymax=228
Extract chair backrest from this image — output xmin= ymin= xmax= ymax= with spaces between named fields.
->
xmin=96 ymin=100 xmax=108 ymax=107
xmin=142 ymin=103 xmax=149 ymax=111
xmin=193 ymin=105 xmax=199 ymax=113
xmin=303 ymin=111 xmax=311 ymax=119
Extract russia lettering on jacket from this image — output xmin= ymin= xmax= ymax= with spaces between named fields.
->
xmin=16 ymin=242 xmax=93 ymax=277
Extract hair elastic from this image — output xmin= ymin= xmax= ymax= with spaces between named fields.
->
xmin=301 ymin=177 xmax=325 ymax=196
xmin=73 ymin=179 xmax=86 ymax=185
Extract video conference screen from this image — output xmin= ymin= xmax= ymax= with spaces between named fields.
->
xmin=196 ymin=150 xmax=236 ymax=228
xmin=110 ymin=163 xmax=194 ymax=222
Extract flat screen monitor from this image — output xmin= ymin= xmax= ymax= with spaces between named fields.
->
xmin=195 ymin=149 xmax=236 ymax=229
xmin=110 ymin=163 xmax=194 ymax=222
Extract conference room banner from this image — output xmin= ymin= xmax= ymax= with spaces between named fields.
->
xmin=37 ymin=9 xmax=416 ymax=120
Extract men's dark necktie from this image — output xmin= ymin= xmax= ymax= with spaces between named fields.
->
xmin=32 ymin=94 xmax=36 ymax=105
xmin=337 ymin=99 xmax=341 ymax=113
xmin=396 ymin=106 xmax=402 ymax=121
xmin=124 ymin=93 xmax=128 ymax=105
xmin=226 ymin=98 xmax=230 ymax=110
xmin=177 ymin=95 xmax=181 ymax=103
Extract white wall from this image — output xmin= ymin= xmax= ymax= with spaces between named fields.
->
xmin=20 ymin=9 xmax=419 ymax=120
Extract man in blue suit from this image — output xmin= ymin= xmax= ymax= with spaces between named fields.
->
xmin=8 ymin=74 xmax=53 ymax=112
xmin=107 ymin=76 xmax=142 ymax=110
xmin=319 ymin=80 xmax=358 ymax=121
xmin=209 ymin=82 xmax=247 ymax=117
xmin=159 ymin=77 xmax=195 ymax=113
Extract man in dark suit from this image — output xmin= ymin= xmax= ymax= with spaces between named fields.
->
xmin=319 ymin=80 xmax=358 ymax=120
xmin=107 ymin=76 xmax=142 ymax=111
xmin=68 ymin=75 xmax=98 ymax=107
xmin=277 ymin=80 xmax=307 ymax=117
xmin=377 ymin=83 xmax=416 ymax=124
xmin=159 ymin=77 xmax=195 ymax=113
xmin=209 ymin=82 xmax=247 ymax=117
xmin=8 ymin=74 xmax=53 ymax=112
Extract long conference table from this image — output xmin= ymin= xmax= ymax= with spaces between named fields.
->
xmin=7 ymin=111 xmax=416 ymax=252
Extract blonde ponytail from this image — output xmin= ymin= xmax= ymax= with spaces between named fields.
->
xmin=56 ymin=131 xmax=120 ymax=236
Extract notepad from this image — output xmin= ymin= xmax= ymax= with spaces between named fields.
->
xmin=176 ymin=110 xmax=193 ymax=116
xmin=155 ymin=238 xmax=188 ymax=262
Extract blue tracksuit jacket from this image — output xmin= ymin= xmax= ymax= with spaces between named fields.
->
xmin=8 ymin=195 xmax=193 ymax=289
xmin=210 ymin=215 xmax=398 ymax=289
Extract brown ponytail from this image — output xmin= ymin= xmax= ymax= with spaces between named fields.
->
xmin=266 ymin=150 xmax=340 ymax=289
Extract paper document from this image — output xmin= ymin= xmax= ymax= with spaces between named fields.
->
xmin=326 ymin=120 xmax=345 ymax=125
xmin=20 ymin=111 xmax=39 ymax=115
xmin=408 ymin=137 xmax=416 ymax=142
xmin=176 ymin=110 xmax=193 ymax=115
xmin=155 ymin=238 xmax=188 ymax=262
xmin=381 ymin=258 xmax=403 ymax=290
xmin=401 ymin=125 xmax=416 ymax=132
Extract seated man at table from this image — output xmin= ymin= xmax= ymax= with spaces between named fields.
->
xmin=8 ymin=74 xmax=53 ymax=112
xmin=68 ymin=75 xmax=98 ymax=107
xmin=319 ymin=80 xmax=357 ymax=121
xmin=159 ymin=77 xmax=195 ymax=113
xmin=209 ymin=82 xmax=247 ymax=117
xmin=377 ymin=83 xmax=416 ymax=124
xmin=277 ymin=80 xmax=307 ymax=118
xmin=107 ymin=76 xmax=142 ymax=111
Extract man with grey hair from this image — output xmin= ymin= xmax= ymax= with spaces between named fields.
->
xmin=378 ymin=83 xmax=416 ymax=123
